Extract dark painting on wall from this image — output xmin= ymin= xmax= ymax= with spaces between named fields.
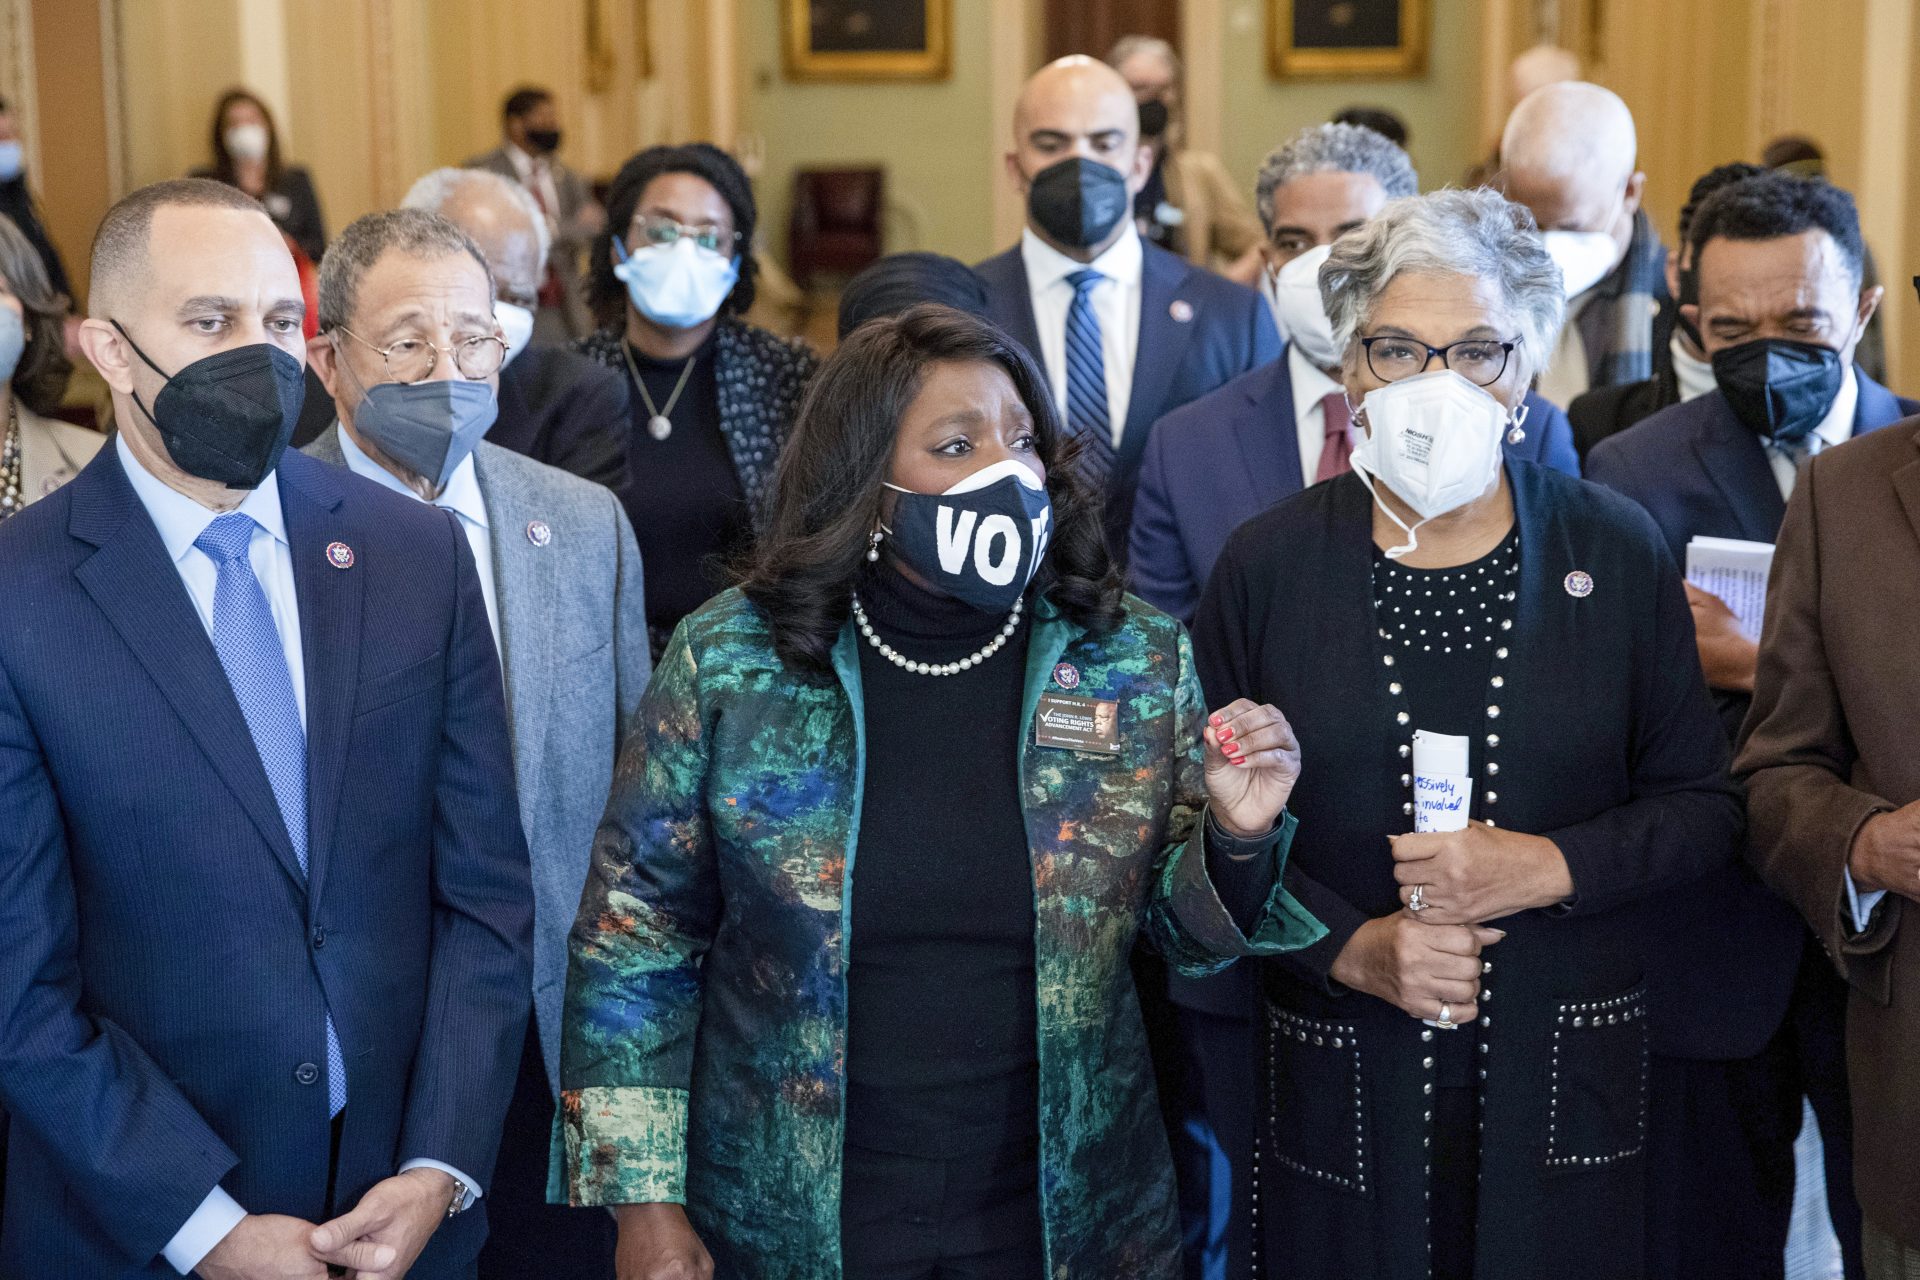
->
xmin=1271 ymin=0 xmax=1428 ymax=78
xmin=785 ymin=0 xmax=951 ymax=81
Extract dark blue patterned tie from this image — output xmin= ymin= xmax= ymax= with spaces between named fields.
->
xmin=1064 ymin=268 xmax=1116 ymax=487
xmin=194 ymin=513 xmax=347 ymax=1117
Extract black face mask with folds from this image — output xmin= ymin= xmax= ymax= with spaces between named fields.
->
xmin=1137 ymin=98 xmax=1170 ymax=141
xmin=525 ymin=127 xmax=562 ymax=154
xmin=113 ymin=321 xmax=306 ymax=489
xmin=1710 ymin=337 xmax=1846 ymax=446
xmin=1027 ymin=157 xmax=1131 ymax=251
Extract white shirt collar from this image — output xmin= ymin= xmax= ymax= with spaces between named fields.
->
xmin=115 ymin=432 xmax=289 ymax=564
xmin=1669 ymin=334 xmax=1717 ymax=404
xmin=1020 ymin=223 xmax=1144 ymax=294
xmin=335 ymin=422 xmax=489 ymax=531
xmin=1287 ymin=342 xmax=1344 ymax=422
xmin=503 ymin=141 xmax=537 ymax=180
xmin=1810 ymin=366 xmax=1858 ymax=451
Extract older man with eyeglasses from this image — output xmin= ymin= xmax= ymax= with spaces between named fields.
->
xmin=304 ymin=207 xmax=649 ymax=1280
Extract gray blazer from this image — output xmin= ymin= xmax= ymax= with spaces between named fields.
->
xmin=466 ymin=144 xmax=596 ymax=338
xmin=305 ymin=428 xmax=649 ymax=1093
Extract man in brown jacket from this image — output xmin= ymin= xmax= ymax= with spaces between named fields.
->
xmin=1738 ymin=412 xmax=1920 ymax=1278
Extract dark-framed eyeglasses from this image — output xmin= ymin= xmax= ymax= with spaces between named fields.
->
xmin=1358 ymin=334 xmax=1522 ymax=387
xmin=629 ymin=213 xmax=742 ymax=255
xmin=335 ymin=327 xmax=506 ymax=384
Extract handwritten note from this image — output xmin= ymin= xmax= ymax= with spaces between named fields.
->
xmin=1412 ymin=730 xmax=1471 ymax=834
xmin=1686 ymin=536 xmax=1775 ymax=643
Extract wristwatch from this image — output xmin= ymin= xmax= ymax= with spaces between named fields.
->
xmin=446 ymin=1177 xmax=470 ymax=1218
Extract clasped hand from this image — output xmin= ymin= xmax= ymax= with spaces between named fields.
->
xmin=1390 ymin=820 xmax=1572 ymax=926
xmin=197 ymin=1168 xmax=454 ymax=1280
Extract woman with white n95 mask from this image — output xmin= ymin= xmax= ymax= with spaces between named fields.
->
xmin=1190 ymin=188 xmax=1745 ymax=1280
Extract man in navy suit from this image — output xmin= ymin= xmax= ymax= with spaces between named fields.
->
xmin=1130 ymin=122 xmax=1581 ymax=626
xmin=974 ymin=55 xmax=1279 ymax=563
xmin=0 ymin=179 xmax=532 ymax=1278
xmin=1589 ymin=172 xmax=1911 ymax=1280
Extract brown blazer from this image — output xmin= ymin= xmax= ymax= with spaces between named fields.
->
xmin=1160 ymin=149 xmax=1264 ymax=271
xmin=1735 ymin=414 xmax=1920 ymax=1244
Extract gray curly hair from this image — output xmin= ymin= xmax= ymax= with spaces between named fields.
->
xmin=1319 ymin=188 xmax=1565 ymax=380
xmin=1254 ymin=123 xmax=1419 ymax=235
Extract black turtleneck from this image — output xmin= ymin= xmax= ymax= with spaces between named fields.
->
xmin=844 ymin=566 xmax=1039 ymax=1157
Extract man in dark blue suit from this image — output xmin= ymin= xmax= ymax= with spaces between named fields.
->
xmin=0 ymin=179 xmax=532 ymax=1278
xmin=974 ymin=56 xmax=1278 ymax=564
xmin=1130 ymin=122 xmax=1581 ymax=626
xmin=1588 ymin=172 xmax=1911 ymax=1280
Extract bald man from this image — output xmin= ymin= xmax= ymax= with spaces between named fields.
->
xmin=975 ymin=55 xmax=1279 ymax=564
xmin=1500 ymin=81 xmax=1670 ymax=405
xmin=292 ymin=169 xmax=629 ymax=492
xmin=0 ymin=178 xmax=531 ymax=1277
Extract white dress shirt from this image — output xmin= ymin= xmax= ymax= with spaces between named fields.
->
xmin=505 ymin=139 xmax=562 ymax=224
xmin=337 ymin=425 xmax=501 ymax=650
xmin=1287 ymin=344 xmax=1347 ymax=485
xmin=119 ymin=438 xmax=484 ymax=1273
xmin=1670 ymin=335 xmax=1718 ymax=405
xmin=1021 ymin=225 xmax=1143 ymax=444
xmin=1767 ymin=366 xmax=1856 ymax=501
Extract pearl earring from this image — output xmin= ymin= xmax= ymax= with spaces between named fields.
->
xmin=866 ymin=529 xmax=883 ymax=562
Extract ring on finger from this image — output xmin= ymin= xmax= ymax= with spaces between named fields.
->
xmin=1436 ymin=1001 xmax=1456 ymax=1030
xmin=1408 ymin=884 xmax=1427 ymax=913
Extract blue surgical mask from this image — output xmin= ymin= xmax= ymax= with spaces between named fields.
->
xmin=0 ymin=306 xmax=24 ymax=383
xmin=611 ymin=236 xmax=739 ymax=330
xmin=0 ymin=142 xmax=22 ymax=182
xmin=351 ymin=379 xmax=498 ymax=491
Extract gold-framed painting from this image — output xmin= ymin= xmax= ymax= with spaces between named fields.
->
xmin=1270 ymin=0 xmax=1428 ymax=79
xmin=783 ymin=0 xmax=951 ymax=83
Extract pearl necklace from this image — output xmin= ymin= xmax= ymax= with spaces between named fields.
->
xmin=0 ymin=403 xmax=21 ymax=523
xmin=850 ymin=592 xmax=1022 ymax=676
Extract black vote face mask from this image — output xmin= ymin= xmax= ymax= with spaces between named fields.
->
xmin=525 ymin=128 xmax=562 ymax=155
xmin=1027 ymin=157 xmax=1132 ymax=251
xmin=882 ymin=460 xmax=1054 ymax=614
xmin=112 ymin=321 xmax=306 ymax=489
xmin=1711 ymin=338 xmax=1846 ymax=446
xmin=1137 ymin=98 xmax=1171 ymax=141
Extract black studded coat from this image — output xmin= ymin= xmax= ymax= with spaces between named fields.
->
xmin=1191 ymin=462 xmax=1743 ymax=1280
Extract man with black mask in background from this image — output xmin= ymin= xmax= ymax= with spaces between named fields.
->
xmin=1588 ymin=171 xmax=1914 ymax=1280
xmin=467 ymin=86 xmax=605 ymax=345
xmin=1105 ymin=35 xmax=1265 ymax=283
xmin=975 ymin=55 xmax=1278 ymax=565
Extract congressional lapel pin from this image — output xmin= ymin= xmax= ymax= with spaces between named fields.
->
xmin=526 ymin=519 xmax=552 ymax=548
xmin=1053 ymin=662 xmax=1081 ymax=691
xmin=1169 ymin=299 xmax=1195 ymax=324
xmin=325 ymin=541 xmax=355 ymax=570
xmin=1564 ymin=570 xmax=1594 ymax=598
xmin=1034 ymin=693 xmax=1122 ymax=755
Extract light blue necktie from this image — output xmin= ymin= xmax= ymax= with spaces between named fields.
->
xmin=1064 ymin=268 xmax=1117 ymax=487
xmin=194 ymin=513 xmax=346 ymax=1117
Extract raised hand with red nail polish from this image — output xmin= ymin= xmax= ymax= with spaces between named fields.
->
xmin=1202 ymin=698 xmax=1302 ymax=839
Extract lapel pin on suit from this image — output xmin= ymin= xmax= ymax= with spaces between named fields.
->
xmin=1169 ymin=299 xmax=1194 ymax=324
xmin=326 ymin=541 xmax=354 ymax=569
xmin=1564 ymin=570 xmax=1594 ymax=598
xmin=526 ymin=519 xmax=552 ymax=548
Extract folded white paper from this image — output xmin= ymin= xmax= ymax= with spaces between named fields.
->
xmin=1685 ymin=536 xmax=1774 ymax=642
xmin=1412 ymin=729 xmax=1471 ymax=834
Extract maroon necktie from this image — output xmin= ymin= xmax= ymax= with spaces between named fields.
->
xmin=1315 ymin=390 xmax=1353 ymax=482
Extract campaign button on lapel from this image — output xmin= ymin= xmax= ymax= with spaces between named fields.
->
xmin=325 ymin=541 xmax=355 ymax=569
xmin=1564 ymin=570 xmax=1594 ymax=598
xmin=1053 ymin=662 xmax=1081 ymax=690
xmin=526 ymin=520 xmax=552 ymax=547
xmin=1169 ymin=299 xmax=1194 ymax=323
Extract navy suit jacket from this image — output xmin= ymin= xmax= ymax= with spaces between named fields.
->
xmin=0 ymin=448 xmax=533 ymax=1276
xmin=1584 ymin=369 xmax=1917 ymax=1060
xmin=1130 ymin=349 xmax=1582 ymax=624
xmin=975 ymin=239 xmax=1280 ymax=561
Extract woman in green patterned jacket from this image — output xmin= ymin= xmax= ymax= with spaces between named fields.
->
xmin=559 ymin=305 xmax=1324 ymax=1279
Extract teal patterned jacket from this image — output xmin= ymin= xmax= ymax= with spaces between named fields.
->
xmin=559 ymin=586 xmax=1324 ymax=1278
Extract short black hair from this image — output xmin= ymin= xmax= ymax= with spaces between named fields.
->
xmin=740 ymin=304 xmax=1123 ymax=672
xmin=837 ymin=252 xmax=988 ymax=340
xmin=1331 ymin=105 xmax=1409 ymax=148
xmin=1677 ymin=162 xmax=1767 ymax=244
xmin=502 ymin=86 xmax=552 ymax=122
xmin=588 ymin=143 xmax=759 ymax=325
xmin=1687 ymin=171 xmax=1865 ymax=286
xmin=89 ymin=178 xmax=268 ymax=317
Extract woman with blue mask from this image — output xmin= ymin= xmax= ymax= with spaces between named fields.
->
xmin=1194 ymin=189 xmax=1745 ymax=1280
xmin=0 ymin=211 xmax=97 ymax=524
xmin=560 ymin=305 xmax=1323 ymax=1279
xmin=575 ymin=144 xmax=818 ymax=661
